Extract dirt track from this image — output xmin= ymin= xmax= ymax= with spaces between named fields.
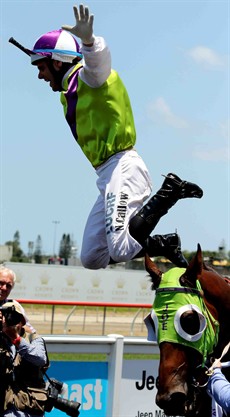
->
xmin=23 ymin=305 xmax=149 ymax=337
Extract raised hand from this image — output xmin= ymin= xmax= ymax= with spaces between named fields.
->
xmin=62 ymin=4 xmax=94 ymax=45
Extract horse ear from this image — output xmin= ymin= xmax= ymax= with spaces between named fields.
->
xmin=180 ymin=243 xmax=203 ymax=287
xmin=145 ymin=254 xmax=162 ymax=290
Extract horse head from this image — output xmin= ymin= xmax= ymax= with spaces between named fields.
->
xmin=145 ymin=243 xmax=230 ymax=417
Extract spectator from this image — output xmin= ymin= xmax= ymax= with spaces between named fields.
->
xmin=207 ymin=359 xmax=230 ymax=415
xmin=0 ymin=300 xmax=49 ymax=416
xmin=0 ymin=265 xmax=35 ymax=333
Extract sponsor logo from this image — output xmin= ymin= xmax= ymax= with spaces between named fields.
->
xmin=105 ymin=192 xmax=129 ymax=234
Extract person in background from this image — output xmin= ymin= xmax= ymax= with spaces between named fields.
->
xmin=11 ymin=4 xmax=203 ymax=270
xmin=207 ymin=359 xmax=230 ymax=415
xmin=0 ymin=300 xmax=49 ymax=416
xmin=0 ymin=265 xmax=35 ymax=333
xmin=0 ymin=265 xmax=16 ymax=306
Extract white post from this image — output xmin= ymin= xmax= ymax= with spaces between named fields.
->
xmin=107 ymin=334 xmax=124 ymax=417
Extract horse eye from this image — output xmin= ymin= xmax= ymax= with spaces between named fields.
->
xmin=174 ymin=304 xmax=206 ymax=342
xmin=180 ymin=310 xmax=200 ymax=335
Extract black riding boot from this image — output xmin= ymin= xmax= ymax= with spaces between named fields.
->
xmin=129 ymin=172 xmax=203 ymax=245
xmin=144 ymin=233 xmax=188 ymax=267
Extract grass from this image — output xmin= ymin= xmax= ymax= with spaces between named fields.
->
xmin=49 ymin=353 xmax=159 ymax=361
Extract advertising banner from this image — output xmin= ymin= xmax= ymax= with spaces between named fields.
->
xmin=120 ymin=359 xmax=161 ymax=417
xmin=46 ymin=360 xmax=181 ymax=417
xmin=7 ymin=262 xmax=154 ymax=305
xmin=46 ymin=361 xmax=108 ymax=417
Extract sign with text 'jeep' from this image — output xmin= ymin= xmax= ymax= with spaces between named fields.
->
xmin=120 ymin=360 xmax=182 ymax=417
xmin=47 ymin=360 xmax=181 ymax=417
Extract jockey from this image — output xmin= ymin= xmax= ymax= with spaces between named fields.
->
xmin=12 ymin=4 xmax=203 ymax=270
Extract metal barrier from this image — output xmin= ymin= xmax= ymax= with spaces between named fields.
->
xmin=20 ymin=302 xmax=152 ymax=335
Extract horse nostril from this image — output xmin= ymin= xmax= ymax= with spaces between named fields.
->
xmin=156 ymin=392 xmax=187 ymax=414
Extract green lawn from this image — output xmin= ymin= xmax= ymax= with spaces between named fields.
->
xmin=49 ymin=353 xmax=159 ymax=361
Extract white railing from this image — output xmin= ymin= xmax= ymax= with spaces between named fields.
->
xmin=43 ymin=335 xmax=160 ymax=417
xmin=43 ymin=334 xmax=159 ymax=354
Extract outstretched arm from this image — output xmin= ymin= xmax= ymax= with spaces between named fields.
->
xmin=62 ymin=4 xmax=94 ymax=46
xmin=63 ymin=4 xmax=111 ymax=88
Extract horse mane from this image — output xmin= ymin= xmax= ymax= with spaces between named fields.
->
xmin=145 ymin=253 xmax=162 ymax=290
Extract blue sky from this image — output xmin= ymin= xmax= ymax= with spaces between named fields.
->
xmin=0 ymin=1 xmax=229 ymax=257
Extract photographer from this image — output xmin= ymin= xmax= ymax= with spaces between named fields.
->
xmin=0 ymin=300 xmax=49 ymax=416
xmin=0 ymin=269 xmax=81 ymax=417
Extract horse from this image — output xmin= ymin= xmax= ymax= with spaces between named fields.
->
xmin=144 ymin=243 xmax=230 ymax=417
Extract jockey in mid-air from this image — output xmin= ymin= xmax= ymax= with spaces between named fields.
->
xmin=10 ymin=4 xmax=203 ymax=270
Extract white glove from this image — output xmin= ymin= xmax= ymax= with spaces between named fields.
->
xmin=62 ymin=4 xmax=94 ymax=45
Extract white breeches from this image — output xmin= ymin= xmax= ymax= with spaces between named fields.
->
xmin=80 ymin=149 xmax=152 ymax=269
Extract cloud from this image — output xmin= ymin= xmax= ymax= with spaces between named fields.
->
xmin=147 ymin=98 xmax=229 ymax=140
xmin=193 ymin=122 xmax=230 ymax=161
xmin=187 ymin=46 xmax=225 ymax=69
xmin=147 ymin=98 xmax=229 ymax=160
xmin=147 ymin=97 xmax=189 ymax=129
xmin=193 ymin=146 xmax=229 ymax=162
xmin=219 ymin=120 xmax=229 ymax=139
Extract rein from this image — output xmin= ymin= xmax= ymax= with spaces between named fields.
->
xmin=195 ymin=280 xmax=219 ymax=366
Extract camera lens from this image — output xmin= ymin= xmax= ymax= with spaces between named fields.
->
xmin=54 ymin=397 xmax=81 ymax=417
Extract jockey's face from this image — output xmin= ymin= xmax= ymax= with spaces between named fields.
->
xmin=36 ymin=59 xmax=63 ymax=92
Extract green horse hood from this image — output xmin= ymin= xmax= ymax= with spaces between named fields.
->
xmin=147 ymin=267 xmax=219 ymax=359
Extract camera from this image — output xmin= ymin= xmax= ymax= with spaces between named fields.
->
xmin=45 ymin=378 xmax=81 ymax=416
xmin=0 ymin=306 xmax=22 ymax=327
